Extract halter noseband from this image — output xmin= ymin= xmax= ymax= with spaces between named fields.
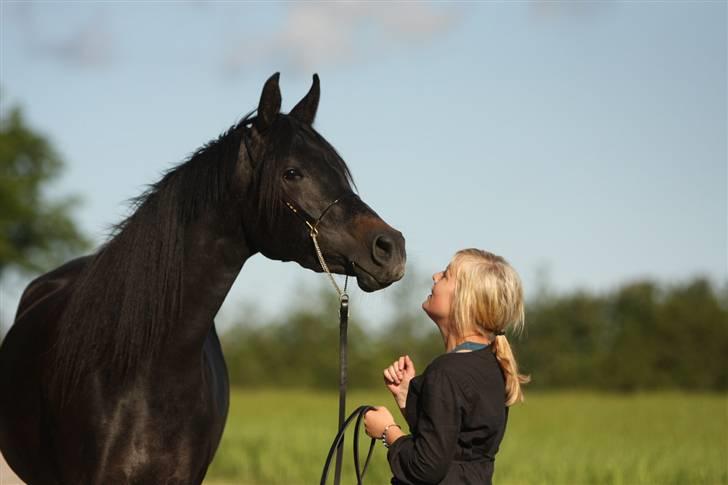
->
xmin=284 ymin=192 xmax=357 ymax=237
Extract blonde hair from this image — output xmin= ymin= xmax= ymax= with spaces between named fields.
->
xmin=449 ymin=248 xmax=530 ymax=406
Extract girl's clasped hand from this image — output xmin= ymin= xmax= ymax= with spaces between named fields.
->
xmin=363 ymin=355 xmax=416 ymax=443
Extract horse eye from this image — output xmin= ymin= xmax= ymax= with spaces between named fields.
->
xmin=283 ymin=168 xmax=303 ymax=181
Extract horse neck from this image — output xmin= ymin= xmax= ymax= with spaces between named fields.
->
xmin=163 ymin=206 xmax=253 ymax=363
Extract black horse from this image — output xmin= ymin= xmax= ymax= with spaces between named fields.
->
xmin=0 ymin=73 xmax=406 ymax=484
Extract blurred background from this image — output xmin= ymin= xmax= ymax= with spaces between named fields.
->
xmin=1 ymin=2 xmax=726 ymax=484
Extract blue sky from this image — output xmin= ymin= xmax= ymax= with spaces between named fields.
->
xmin=1 ymin=2 xmax=725 ymax=329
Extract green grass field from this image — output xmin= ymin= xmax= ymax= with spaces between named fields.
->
xmin=204 ymin=389 xmax=727 ymax=485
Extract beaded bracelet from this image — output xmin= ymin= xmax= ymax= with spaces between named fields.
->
xmin=381 ymin=423 xmax=401 ymax=448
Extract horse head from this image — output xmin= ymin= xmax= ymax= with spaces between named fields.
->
xmin=239 ymin=73 xmax=406 ymax=292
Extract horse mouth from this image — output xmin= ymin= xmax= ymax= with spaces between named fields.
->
xmin=304 ymin=256 xmax=403 ymax=293
xmin=351 ymin=261 xmax=400 ymax=293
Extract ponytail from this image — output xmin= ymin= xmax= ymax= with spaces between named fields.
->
xmin=492 ymin=334 xmax=530 ymax=406
xmin=448 ymin=248 xmax=530 ymax=406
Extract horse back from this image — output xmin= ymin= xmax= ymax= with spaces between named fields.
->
xmin=13 ymin=256 xmax=91 ymax=322
xmin=0 ymin=255 xmax=91 ymax=484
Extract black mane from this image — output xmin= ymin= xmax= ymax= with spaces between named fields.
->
xmin=50 ymin=112 xmax=355 ymax=401
xmin=51 ymin=118 xmax=246 ymax=400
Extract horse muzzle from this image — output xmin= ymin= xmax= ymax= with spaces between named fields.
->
xmin=352 ymin=229 xmax=406 ymax=293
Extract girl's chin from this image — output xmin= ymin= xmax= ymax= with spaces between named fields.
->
xmin=422 ymin=299 xmax=431 ymax=313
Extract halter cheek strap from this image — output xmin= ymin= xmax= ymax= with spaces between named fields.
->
xmin=284 ymin=195 xmax=347 ymax=238
xmin=284 ymin=192 xmax=357 ymax=298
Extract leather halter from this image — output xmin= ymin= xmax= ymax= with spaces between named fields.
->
xmin=283 ymin=192 xmax=358 ymax=239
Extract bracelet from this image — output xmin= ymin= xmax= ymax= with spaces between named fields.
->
xmin=381 ymin=423 xmax=401 ymax=448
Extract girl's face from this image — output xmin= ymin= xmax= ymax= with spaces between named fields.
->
xmin=422 ymin=264 xmax=457 ymax=326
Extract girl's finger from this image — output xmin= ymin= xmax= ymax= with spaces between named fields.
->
xmin=383 ymin=368 xmax=394 ymax=383
xmin=385 ymin=368 xmax=399 ymax=384
xmin=393 ymin=364 xmax=404 ymax=380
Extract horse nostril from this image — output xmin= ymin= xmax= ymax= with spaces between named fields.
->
xmin=372 ymin=235 xmax=394 ymax=265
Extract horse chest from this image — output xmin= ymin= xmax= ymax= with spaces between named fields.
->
xmin=59 ymin=374 xmax=222 ymax=484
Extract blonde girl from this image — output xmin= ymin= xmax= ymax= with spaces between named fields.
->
xmin=364 ymin=249 xmax=529 ymax=484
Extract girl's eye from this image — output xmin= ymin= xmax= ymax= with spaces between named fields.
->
xmin=283 ymin=168 xmax=303 ymax=181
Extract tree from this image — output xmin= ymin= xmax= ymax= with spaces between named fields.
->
xmin=0 ymin=103 xmax=88 ymax=279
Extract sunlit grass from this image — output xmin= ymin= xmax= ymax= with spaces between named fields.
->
xmin=204 ymin=389 xmax=727 ymax=485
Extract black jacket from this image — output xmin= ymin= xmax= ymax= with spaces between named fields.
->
xmin=387 ymin=347 xmax=508 ymax=484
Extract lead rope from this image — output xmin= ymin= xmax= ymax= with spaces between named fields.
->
xmin=285 ymin=200 xmax=376 ymax=485
xmin=308 ymin=227 xmax=377 ymax=485
xmin=310 ymin=226 xmax=345 ymax=298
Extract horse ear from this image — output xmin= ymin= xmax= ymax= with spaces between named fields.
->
xmin=254 ymin=72 xmax=282 ymax=133
xmin=289 ymin=74 xmax=320 ymax=125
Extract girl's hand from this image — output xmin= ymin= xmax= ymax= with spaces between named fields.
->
xmin=363 ymin=406 xmax=397 ymax=439
xmin=383 ymin=355 xmax=416 ymax=409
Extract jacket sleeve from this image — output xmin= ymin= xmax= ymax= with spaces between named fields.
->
xmin=387 ymin=368 xmax=462 ymax=484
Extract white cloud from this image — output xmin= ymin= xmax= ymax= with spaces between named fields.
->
xmin=223 ymin=2 xmax=462 ymax=76
xmin=40 ymin=21 xmax=115 ymax=68
xmin=8 ymin=4 xmax=115 ymax=69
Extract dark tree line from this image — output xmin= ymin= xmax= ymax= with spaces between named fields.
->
xmin=222 ymin=276 xmax=728 ymax=392
xmin=517 ymin=278 xmax=727 ymax=391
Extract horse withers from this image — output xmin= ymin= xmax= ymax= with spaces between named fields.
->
xmin=0 ymin=73 xmax=406 ymax=484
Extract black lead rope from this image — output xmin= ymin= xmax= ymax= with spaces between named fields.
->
xmin=317 ymin=281 xmax=378 ymax=485
xmin=325 ymin=280 xmax=378 ymax=485
xmin=334 ymin=291 xmax=349 ymax=484
xmin=320 ymin=405 xmax=377 ymax=485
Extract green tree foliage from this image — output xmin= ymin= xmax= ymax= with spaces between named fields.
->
xmin=0 ymin=104 xmax=88 ymax=278
xmin=515 ymin=278 xmax=728 ymax=391
xmin=222 ymin=275 xmax=728 ymax=392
